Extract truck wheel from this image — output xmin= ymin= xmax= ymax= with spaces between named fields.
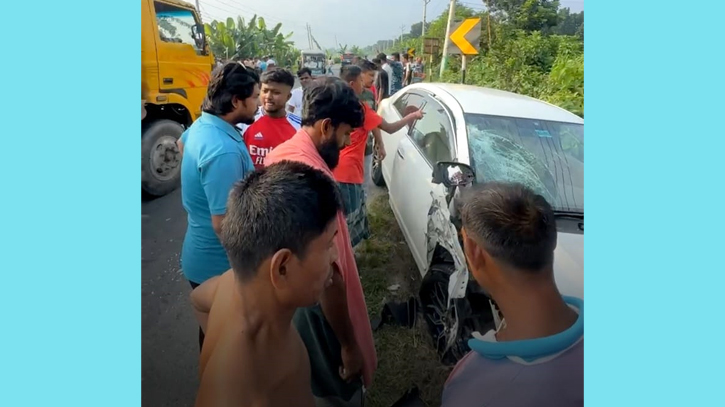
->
xmin=142 ymin=120 xmax=183 ymax=197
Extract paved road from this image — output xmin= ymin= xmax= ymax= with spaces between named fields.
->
xmin=142 ymin=107 xmax=384 ymax=406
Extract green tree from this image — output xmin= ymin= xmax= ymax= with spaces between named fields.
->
xmin=204 ymin=14 xmax=299 ymax=68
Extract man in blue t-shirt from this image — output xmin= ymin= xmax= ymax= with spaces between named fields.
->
xmin=179 ymin=62 xmax=260 ymax=347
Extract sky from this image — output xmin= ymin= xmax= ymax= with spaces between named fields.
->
xmin=195 ymin=0 xmax=584 ymax=50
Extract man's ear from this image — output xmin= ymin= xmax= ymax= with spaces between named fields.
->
xmin=269 ymin=248 xmax=293 ymax=290
xmin=462 ymin=228 xmax=484 ymax=272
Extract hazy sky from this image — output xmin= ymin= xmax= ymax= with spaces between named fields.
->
xmin=196 ymin=0 xmax=584 ymax=49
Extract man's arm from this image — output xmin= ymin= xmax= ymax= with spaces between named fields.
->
xmin=200 ymin=152 xmax=247 ymax=236
xmin=372 ymin=127 xmax=385 ymax=160
xmin=378 ymin=110 xmax=424 ymax=134
xmin=320 ymin=263 xmax=356 ymax=348
xmin=190 ymin=276 xmax=221 ymax=333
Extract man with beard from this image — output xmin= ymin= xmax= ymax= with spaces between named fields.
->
xmin=237 ymin=68 xmax=301 ymax=169
xmin=179 ymin=62 xmax=260 ymax=349
xmin=264 ymin=78 xmax=373 ymax=407
xmin=336 ymin=65 xmax=423 ymax=248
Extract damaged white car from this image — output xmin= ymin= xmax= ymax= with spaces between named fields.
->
xmin=373 ymin=84 xmax=584 ymax=364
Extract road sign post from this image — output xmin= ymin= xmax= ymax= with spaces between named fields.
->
xmin=446 ymin=17 xmax=481 ymax=83
xmin=461 ymin=55 xmax=467 ymax=84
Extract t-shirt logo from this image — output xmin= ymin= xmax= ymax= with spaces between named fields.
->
xmin=253 ymin=132 xmax=264 ymax=140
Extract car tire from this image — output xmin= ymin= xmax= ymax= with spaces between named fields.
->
xmin=142 ymin=120 xmax=184 ymax=197
xmin=419 ymin=263 xmax=475 ymax=365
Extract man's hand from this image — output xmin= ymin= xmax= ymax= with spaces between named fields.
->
xmin=406 ymin=109 xmax=424 ymax=122
xmin=375 ymin=141 xmax=386 ymax=161
xmin=339 ymin=343 xmax=364 ymax=383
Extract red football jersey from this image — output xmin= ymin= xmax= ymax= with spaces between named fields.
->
xmin=242 ymin=113 xmax=301 ymax=169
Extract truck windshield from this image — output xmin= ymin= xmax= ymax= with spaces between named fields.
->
xmin=155 ymin=2 xmax=201 ymax=53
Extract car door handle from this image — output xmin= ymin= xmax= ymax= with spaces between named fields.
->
xmin=397 ymin=150 xmax=405 ymax=159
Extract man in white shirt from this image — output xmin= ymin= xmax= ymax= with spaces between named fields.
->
xmin=287 ymin=68 xmax=313 ymax=115
xmin=376 ymin=53 xmax=394 ymax=95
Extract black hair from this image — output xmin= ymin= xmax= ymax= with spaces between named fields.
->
xmin=376 ymin=52 xmax=387 ymax=61
xmin=221 ymin=161 xmax=342 ymax=282
xmin=372 ymin=58 xmax=381 ymax=65
xmin=356 ymin=59 xmax=376 ymax=73
xmin=297 ymin=67 xmax=312 ymax=77
xmin=261 ymin=68 xmax=295 ymax=88
xmin=461 ymin=182 xmax=558 ymax=272
xmin=202 ymin=62 xmax=260 ymax=116
xmin=301 ymin=77 xmax=364 ymax=128
xmin=392 ymin=52 xmax=400 ymax=60
xmin=340 ymin=65 xmax=362 ymax=83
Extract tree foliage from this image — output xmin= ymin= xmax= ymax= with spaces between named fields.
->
xmin=204 ymin=15 xmax=299 ymax=68
xmin=360 ymin=0 xmax=583 ymax=117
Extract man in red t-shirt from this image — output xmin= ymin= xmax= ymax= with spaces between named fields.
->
xmin=237 ymin=68 xmax=302 ymax=168
xmin=334 ymin=65 xmax=423 ymax=247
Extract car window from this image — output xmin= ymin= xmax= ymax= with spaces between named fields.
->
xmin=394 ymin=92 xmax=424 ymax=117
xmin=409 ymin=97 xmax=454 ymax=166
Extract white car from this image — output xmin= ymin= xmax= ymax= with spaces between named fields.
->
xmin=373 ymin=83 xmax=583 ymax=363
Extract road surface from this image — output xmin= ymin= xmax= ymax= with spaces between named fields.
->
xmin=142 ymin=71 xmax=383 ymax=405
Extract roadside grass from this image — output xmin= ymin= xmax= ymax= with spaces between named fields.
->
xmin=356 ymin=193 xmax=452 ymax=407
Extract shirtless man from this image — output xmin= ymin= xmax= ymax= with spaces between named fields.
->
xmin=190 ymin=160 xmax=343 ymax=407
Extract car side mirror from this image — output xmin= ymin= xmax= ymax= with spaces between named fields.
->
xmin=432 ymin=161 xmax=475 ymax=188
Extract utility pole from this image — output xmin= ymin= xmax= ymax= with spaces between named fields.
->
xmin=400 ymin=24 xmax=406 ymax=49
xmin=439 ymin=0 xmax=457 ymax=77
xmin=422 ymin=0 xmax=431 ymax=38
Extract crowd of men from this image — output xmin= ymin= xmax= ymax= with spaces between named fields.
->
xmin=173 ymin=59 xmax=583 ymax=407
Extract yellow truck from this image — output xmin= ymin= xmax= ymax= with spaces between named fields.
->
xmin=142 ymin=0 xmax=215 ymax=196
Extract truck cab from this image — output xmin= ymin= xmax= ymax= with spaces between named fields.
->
xmin=141 ymin=0 xmax=214 ymax=197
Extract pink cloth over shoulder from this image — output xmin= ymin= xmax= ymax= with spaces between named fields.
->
xmin=264 ymin=129 xmax=377 ymax=387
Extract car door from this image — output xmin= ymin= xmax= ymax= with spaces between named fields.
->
xmin=390 ymin=94 xmax=457 ymax=275
xmin=380 ymin=92 xmax=424 ymax=213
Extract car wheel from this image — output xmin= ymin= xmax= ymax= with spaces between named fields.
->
xmin=142 ymin=120 xmax=183 ymax=197
xmin=419 ymin=263 xmax=475 ymax=365
xmin=371 ymin=143 xmax=386 ymax=187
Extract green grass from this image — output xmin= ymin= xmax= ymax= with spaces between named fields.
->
xmin=356 ymin=193 xmax=452 ymax=407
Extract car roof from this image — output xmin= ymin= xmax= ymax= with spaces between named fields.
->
xmin=409 ymin=83 xmax=583 ymax=124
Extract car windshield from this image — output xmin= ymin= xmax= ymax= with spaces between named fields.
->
xmin=465 ymin=114 xmax=583 ymax=213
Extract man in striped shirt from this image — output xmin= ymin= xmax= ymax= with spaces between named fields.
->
xmin=238 ymin=68 xmax=302 ymax=169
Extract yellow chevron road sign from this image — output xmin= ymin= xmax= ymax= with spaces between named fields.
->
xmin=447 ymin=18 xmax=482 ymax=55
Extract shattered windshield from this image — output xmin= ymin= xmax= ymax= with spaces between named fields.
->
xmin=465 ymin=114 xmax=583 ymax=213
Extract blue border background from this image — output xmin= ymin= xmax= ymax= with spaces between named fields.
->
xmin=2 ymin=0 xmax=141 ymax=405
xmin=586 ymin=1 xmax=725 ymax=406
xmin=1 ymin=0 xmax=723 ymax=406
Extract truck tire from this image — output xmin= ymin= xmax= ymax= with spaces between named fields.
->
xmin=142 ymin=120 xmax=184 ymax=197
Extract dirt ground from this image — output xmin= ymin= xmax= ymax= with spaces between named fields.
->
xmin=357 ymin=193 xmax=452 ymax=407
